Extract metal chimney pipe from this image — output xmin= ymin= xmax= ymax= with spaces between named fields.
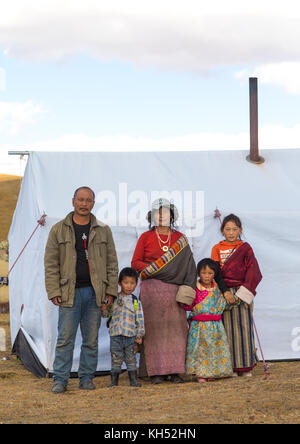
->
xmin=247 ymin=77 xmax=264 ymax=164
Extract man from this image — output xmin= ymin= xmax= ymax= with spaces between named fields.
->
xmin=44 ymin=186 xmax=118 ymax=393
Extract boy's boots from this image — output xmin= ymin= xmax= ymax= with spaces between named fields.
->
xmin=108 ymin=372 xmax=119 ymax=387
xmin=128 ymin=370 xmax=141 ymax=387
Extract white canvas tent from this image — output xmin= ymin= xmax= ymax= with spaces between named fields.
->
xmin=8 ymin=149 xmax=300 ymax=376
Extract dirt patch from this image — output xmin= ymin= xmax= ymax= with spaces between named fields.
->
xmin=0 ymin=313 xmax=299 ymax=424
xmin=0 ymin=371 xmax=16 ymax=379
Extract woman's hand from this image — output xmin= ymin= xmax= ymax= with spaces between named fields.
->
xmin=224 ymin=291 xmax=236 ymax=305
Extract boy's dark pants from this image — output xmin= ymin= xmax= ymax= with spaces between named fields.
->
xmin=110 ymin=335 xmax=137 ymax=373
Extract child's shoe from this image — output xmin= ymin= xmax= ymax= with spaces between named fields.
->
xmin=150 ymin=375 xmax=163 ymax=384
xmin=108 ymin=372 xmax=119 ymax=387
xmin=197 ymin=377 xmax=208 ymax=383
xmin=239 ymin=371 xmax=252 ymax=377
xmin=170 ymin=374 xmax=184 ymax=384
xmin=128 ymin=370 xmax=141 ymax=387
xmin=196 ymin=377 xmax=214 ymax=383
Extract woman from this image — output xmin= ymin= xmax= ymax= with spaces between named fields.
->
xmin=131 ymin=198 xmax=197 ymax=384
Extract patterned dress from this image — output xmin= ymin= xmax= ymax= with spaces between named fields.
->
xmin=185 ymin=281 xmax=233 ymax=379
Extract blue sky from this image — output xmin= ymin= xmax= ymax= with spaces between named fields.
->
xmin=1 ymin=0 xmax=300 ymax=174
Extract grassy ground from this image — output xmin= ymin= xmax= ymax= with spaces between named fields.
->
xmin=0 ymin=312 xmax=299 ymax=424
xmin=0 ymin=174 xmax=22 ymax=241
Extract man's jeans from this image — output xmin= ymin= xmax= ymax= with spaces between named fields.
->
xmin=53 ymin=286 xmax=101 ymax=386
xmin=110 ymin=335 xmax=137 ymax=373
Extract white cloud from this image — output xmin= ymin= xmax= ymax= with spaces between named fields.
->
xmin=1 ymin=1 xmax=300 ymax=73
xmin=12 ymin=121 xmax=300 ymax=152
xmin=2 ymin=131 xmax=250 ymax=156
xmin=259 ymin=124 xmax=300 ymax=148
xmin=0 ymin=100 xmax=43 ymax=135
xmin=2 ymin=122 xmax=300 ymax=176
xmin=0 ymin=68 xmax=6 ymax=91
xmin=0 ymin=147 xmax=27 ymax=176
xmin=235 ymin=62 xmax=300 ymax=94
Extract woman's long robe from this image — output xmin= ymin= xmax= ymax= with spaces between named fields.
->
xmin=211 ymin=241 xmax=262 ymax=372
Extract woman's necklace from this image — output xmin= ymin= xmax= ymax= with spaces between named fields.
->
xmin=155 ymin=228 xmax=171 ymax=252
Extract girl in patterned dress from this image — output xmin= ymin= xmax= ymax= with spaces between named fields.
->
xmin=184 ymin=258 xmax=238 ymax=383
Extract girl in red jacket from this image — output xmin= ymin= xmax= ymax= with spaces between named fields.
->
xmin=211 ymin=214 xmax=262 ymax=377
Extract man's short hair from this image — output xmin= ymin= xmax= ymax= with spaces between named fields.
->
xmin=73 ymin=186 xmax=95 ymax=200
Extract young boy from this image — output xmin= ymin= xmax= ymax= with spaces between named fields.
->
xmin=107 ymin=267 xmax=145 ymax=387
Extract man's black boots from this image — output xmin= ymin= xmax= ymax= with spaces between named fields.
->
xmin=128 ymin=370 xmax=141 ymax=387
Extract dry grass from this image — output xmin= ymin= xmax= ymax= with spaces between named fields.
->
xmin=0 ymin=174 xmax=22 ymax=241
xmin=0 ymin=313 xmax=299 ymax=424
xmin=0 ymin=259 xmax=9 ymax=304
xmin=0 ymin=173 xmax=21 ymax=304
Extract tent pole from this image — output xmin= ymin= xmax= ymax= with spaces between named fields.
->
xmin=247 ymin=77 xmax=264 ymax=164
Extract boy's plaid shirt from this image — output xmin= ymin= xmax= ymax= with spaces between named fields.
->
xmin=109 ymin=293 xmax=145 ymax=338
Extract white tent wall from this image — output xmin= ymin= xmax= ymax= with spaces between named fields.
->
xmin=8 ymin=150 xmax=300 ymax=375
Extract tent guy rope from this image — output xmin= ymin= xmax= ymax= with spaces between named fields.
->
xmin=0 ymin=213 xmax=47 ymax=287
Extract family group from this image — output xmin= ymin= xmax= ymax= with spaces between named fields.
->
xmin=44 ymin=187 xmax=262 ymax=394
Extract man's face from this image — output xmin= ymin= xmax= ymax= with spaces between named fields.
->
xmin=72 ymin=188 xmax=95 ymax=217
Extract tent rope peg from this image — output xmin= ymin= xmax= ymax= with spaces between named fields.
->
xmin=264 ymin=363 xmax=271 ymax=380
xmin=252 ymin=314 xmax=271 ymax=380
xmin=214 ymin=207 xmax=222 ymax=223
xmin=37 ymin=213 xmax=47 ymax=226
